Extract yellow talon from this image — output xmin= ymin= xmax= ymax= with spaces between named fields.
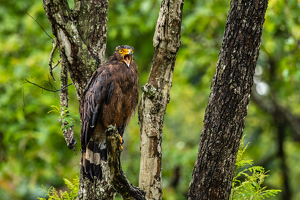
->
xmin=118 ymin=134 xmax=123 ymax=144
xmin=118 ymin=134 xmax=124 ymax=150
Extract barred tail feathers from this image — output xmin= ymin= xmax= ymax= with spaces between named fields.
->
xmin=82 ymin=140 xmax=107 ymax=180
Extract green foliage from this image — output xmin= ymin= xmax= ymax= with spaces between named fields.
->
xmin=48 ymin=105 xmax=79 ymax=131
xmin=38 ymin=176 xmax=79 ymax=200
xmin=60 ymin=106 xmax=78 ymax=131
xmin=48 ymin=105 xmax=61 ymax=114
xmin=230 ymin=138 xmax=281 ymax=200
xmin=231 ymin=166 xmax=281 ymax=200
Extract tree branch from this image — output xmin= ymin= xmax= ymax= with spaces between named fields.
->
xmin=251 ymin=89 xmax=300 ymax=141
xmin=59 ymin=60 xmax=77 ymax=154
xmin=23 ymin=79 xmax=72 ymax=92
xmin=106 ymin=126 xmax=146 ymax=200
xmin=48 ymin=38 xmax=59 ymax=81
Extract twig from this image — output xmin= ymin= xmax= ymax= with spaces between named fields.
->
xmin=49 ymin=38 xmax=59 ymax=81
xmin=52 ymin=59 xmax=61 ymax=69
xmin=106 ymin=126 xmax=146 ymax=200
xmin=23 ymin=79 xmax=72 ymax=92
xmin=22 ymin=9 xmax=54 ymax=41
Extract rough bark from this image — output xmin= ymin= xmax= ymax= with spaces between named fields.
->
xmin=187 ymin=0 xmax=269 ymax=199
xmin=138 ymin=0 xmax=184 ymax=199
xmin=42 ymin=0 xmax=115 ymax=199
xmin=76 ymin=0 xmax=108 ymax=64
xmin=59 ymin=59 xmax=76 ymax=153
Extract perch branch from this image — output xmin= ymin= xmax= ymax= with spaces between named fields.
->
xmin=106 ymin=125 xmax=146 ymax=200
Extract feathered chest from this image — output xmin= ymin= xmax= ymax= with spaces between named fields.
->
xmin=111 ymin=62 xmax=138 ymax=93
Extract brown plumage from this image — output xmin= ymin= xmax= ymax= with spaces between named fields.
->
xmin=79 ymin=45 xmax=139 ymax=180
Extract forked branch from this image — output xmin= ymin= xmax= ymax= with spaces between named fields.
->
xmin=48 ymin=38 xmax=60 ymax=81
xmin=106 ymin=126 xmax=146 ymax=200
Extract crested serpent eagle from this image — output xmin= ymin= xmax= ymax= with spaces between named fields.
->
xmin=79 ymin=45 xmax=139 ymax=180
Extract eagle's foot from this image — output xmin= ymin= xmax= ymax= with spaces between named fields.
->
xmin=119 ymin=134 xmax=124 ymax=151
xmin=118 ymin=134 xmax=124 ymax=144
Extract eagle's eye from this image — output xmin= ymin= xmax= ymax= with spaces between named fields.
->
xmin=119 ymin=49 xmax=123 ymax=54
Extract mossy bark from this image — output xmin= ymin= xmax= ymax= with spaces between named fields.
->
xmin=187 ymin=0 xmax=269 ymax=199
xmin=42 ymin=0 xmax=115 ymax=199
xmin=138 ymin=0 xmax=184 ymax=199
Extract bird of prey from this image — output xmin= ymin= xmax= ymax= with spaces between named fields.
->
xmin=79 ymin=45 xmax=139 ymax=180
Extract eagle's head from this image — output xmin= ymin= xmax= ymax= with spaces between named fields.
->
xmin=115 ymin=45 xmax=134 ymax=68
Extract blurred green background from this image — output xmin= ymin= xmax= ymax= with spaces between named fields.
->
xmin=0 ymin=0 xmax=299 ymax=199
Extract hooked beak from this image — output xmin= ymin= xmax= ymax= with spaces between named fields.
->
xmin=124 ymin=50 xmax=133 ymax=68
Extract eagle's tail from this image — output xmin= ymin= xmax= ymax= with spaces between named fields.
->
xmin=82 ymin=140 xmax=107 ymax=180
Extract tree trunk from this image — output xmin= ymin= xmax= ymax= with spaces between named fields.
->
xmin=138 ymin=0 xmax=184 ymax=199
xmin=187 ymin=0 xmax=268 ymax=199
xmin=42 ymin=0 xmax=116 ymax=199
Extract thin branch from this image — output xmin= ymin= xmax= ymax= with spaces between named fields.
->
xmin=23 ymin=79 xmax=72 ymax=92
xmin=22 ymin=9 xmax=54 ymax=42
xmin=49 ymin=38 xmax=60 ymax=81
xmin=106 ymin=126 xmax=146 ymax=200
xmin=52 ymin=59 xmax=61 ymax=70
xmin=59 ymin=61 xmax=77 ymax=154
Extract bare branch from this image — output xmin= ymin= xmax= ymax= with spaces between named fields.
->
xmin=106 ymin=126 xmax=146 ymax=200
xmin=52 ymin=59 xmax=61 ymax=70
xmin=22 ymin=9 xmax=54 ymax=41
xmin=48 ymin=38 xmax=59 ymax=81
xmin=23 ymin=79 xmax=72 ymax=92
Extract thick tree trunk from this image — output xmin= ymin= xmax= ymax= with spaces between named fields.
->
xmin=138 ymin=0 xmax=184 ymax=199
xmin=42 ymin=0 xmax=116 ymax=199
xmin=187 ymin=0 xmax=268 ymax=199
xmin=43 ymin=0 xmax=108 ymax=98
